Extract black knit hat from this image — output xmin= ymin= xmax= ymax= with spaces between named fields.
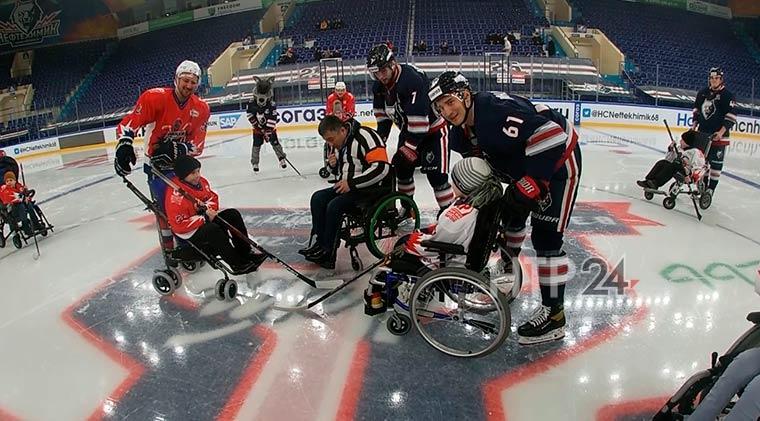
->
xmin=174 ymin=155 xmax=201 ymax=180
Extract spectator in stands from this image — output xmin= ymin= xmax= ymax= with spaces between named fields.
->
xmin=546 ymin=38 xmax=556 ymax=57
xmin=418 ymin=39 xmax=427 ymax=52
xmin=532 ymin=29 xmax=543 ymax=46
xmin=278 ymin=48 xmax=297 ymax=65
xmin=332 ymin=49 xmax=342 ymax=58
xmin=322 ymin=49 xmax=333 ymax=59
xmin=507 ymin=32 xmax=517 ymax=45
xmin=313 ymin=48 xmax=323 ymax=61
xmin=332 ymin=18 xmax=343 ymax=29
xmin=440 ymin=41 xmax=449 ymax=54
xmin=319 ymin=19 xmax=329 ymax=31
xmin=504 ymin=37 xmax=512 ymax=55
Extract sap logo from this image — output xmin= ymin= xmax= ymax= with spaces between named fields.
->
xmin=218 ymin=113 xmax=242 ymax=129
xmin=582 ymin=108 xmax=592 ymax=118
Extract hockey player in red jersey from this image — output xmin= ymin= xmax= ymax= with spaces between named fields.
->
xmin=113 ymin=60 xmax=211 ymax=262
xmin=326 ymin=82 xmax=355 ymax=121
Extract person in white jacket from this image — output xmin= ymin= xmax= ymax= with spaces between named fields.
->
xmin=393 ymin=156 xmax=502 ymax=273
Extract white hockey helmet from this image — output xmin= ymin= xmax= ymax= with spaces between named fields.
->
xmin=335 ymin=81 xmax=346 ymax=92
xmin=175 ymin=60 xmax=201 ymax=81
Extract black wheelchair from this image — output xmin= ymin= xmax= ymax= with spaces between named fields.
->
xmin=652 ymin=311 xmax=760 ymax=420
xmin=0 ymin=196 xmax=54 ymax=249
xmin=336 ymin=184 xmax=422 ymax=270
xmin=364 ymin=194 xmax=524 ymax=358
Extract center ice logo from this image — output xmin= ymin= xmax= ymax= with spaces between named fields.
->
xmin=65 ymin=204 xmax=659 ymax=420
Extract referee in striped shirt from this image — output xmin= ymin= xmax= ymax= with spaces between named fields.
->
xmin=299 ymin=115 xmax=393 ymax=269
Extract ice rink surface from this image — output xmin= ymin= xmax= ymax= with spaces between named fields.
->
xmin=0 ymin=125 xmax=758 ymax=420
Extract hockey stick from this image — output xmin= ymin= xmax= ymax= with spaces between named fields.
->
xmin=664 ymin=120 xmax=702 ymax=220
xmin=283 ymin=156 xmax=305 ymax=179
xmin=147 ymin=163 xmax=339 ymax=289
xmin=272 ymin=256 xmax=389 ymax=312
xmin=19 ymin=163 xmax=40 ymax=260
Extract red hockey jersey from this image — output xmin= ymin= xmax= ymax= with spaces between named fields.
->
xmin=164 ymin=176 xmax=219 ymax=239
xmin=0 ymin=182 xmax=26 ymax=205
xmin=326 ymin=91 xmax=356 ymax=121
xmin=117 ymin=88 xmax=211 ymax=157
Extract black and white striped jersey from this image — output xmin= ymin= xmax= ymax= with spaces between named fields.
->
xmin=338 ymin=120 xmax=392 ymax=190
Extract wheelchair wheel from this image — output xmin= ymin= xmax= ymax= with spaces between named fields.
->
xmin=410 ymin=267 xmax=510 ymax=358
xmin=181 ymin=261 xmax=204 ymax=273
xmin=663 ymin=196 xmax=676 ymax=210
xmin=387 ymin=313 xmax=412 ymax=336
xmin=699 ymin=190 xmax=712 ymax=210
xmin=12 ymin=234 xmax=22 ymax=249
xmin=152 ymin=270 xmax=176 ymax=296
xmin=367 ymin=194 xmax=420 ymax=259
xmin=215 ymin=278 xmax=238 ymax=301
xmin=644 ymin=191 xmax=654 ymax=201
xmin=319 ymin=167 xmax=331 ymax=179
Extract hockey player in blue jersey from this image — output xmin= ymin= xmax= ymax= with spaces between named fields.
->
xmin=429 ymin=71 xmax=582 ymax=345
xmin=246 ymin=76 xmax=287 ymax=173
xmin=367 ymin=44 xmax=454 ymax=214
xmin=691 ymin=67 xmax=736 ymax=197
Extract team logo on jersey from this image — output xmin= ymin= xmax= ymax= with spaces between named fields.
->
xmin=701 ymin=99 xmax=716 ymax=120
xmin=0 ymin=0 xmax=61 ymax=48
xmin=190 ymin=109 xmax=199 ymax=118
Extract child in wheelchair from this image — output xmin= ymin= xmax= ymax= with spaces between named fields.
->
xmin=637 ymin=131 xmax=713 ymax=210
xmin=637 ymin=131 xmax=709 ymax=189
xmin=364 ymin=157 xmax=504 ymax=315
xmin=165 ymin=156 xmax=267 ymax=274
xmin=0 ymin=170 xmax=43 ymax=238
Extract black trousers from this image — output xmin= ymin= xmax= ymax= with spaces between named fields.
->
xmin=645 ymin=159 xmax=685 ymax=188
xmin=188 ymin=209 xmax=252 ymax=267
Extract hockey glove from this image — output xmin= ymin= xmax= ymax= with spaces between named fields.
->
xmin=152 ymin=140 xmax=192 ymax=170
xmin=114 ymin=138 xmax=137 ymax=176
xmin=392 ymin=145 xmax=418 ymax=167
xmin=504 ymin=176 xmax=550 ymax=214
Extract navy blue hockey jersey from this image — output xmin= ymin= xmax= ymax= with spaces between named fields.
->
xmin=446 ymin=92 xmax=578 ymax=182
xmin=246 ymin=101 xmax=278 ymax=135
xmin=693 ymin=86 xmax=736 ymax=142
xmin=372 ymin=64 xmax=437 ymax=149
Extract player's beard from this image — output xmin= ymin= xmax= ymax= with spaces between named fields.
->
xmin=175 ymin=86 xmax=194 ymax=102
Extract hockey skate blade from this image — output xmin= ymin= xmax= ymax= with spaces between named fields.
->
xmin=518 ymin=327 xmax=565 ymax=345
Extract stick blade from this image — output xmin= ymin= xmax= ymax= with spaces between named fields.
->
xmin=271 ymin=302 xmax=310 ymax=312
xmin=314 ymin=279 xmax=343 ymax=289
